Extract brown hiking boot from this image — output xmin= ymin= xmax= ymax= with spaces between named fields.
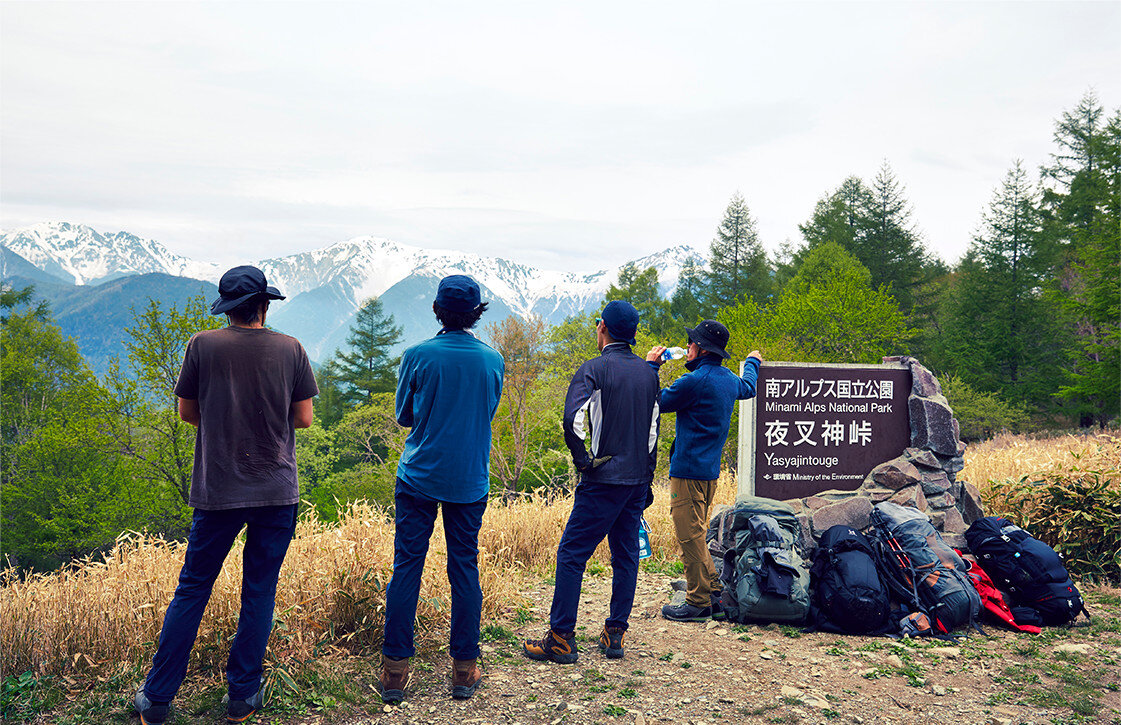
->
xmin=451 ymin=658 xmax=483 ymax=700
xmin=522 ymin=628 xmax=578 ymax=664
xmin=376 ymin=655 xmax=410 ymax=704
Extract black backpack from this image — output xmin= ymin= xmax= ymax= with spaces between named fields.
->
xmin=868 ymin=502 xmax=981 ymax=635
xmin=965 ymin=517 xmax=1089 ymax=626
xmin=808 ymin=525 xmax=892 ymax=635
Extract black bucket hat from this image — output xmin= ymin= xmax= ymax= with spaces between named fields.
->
xmin=211 ymin=265 xmax=285 ymax=315
xmin=686 ymin=319 xmax=731 ymax=359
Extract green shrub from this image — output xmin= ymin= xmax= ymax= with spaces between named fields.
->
xmin=988 ymin=468 xmax=1121 ymax=583
xmin=940 ymin=374 xmax=1028 ymax=440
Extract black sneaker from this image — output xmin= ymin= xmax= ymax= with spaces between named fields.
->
xmin=523 ymin=628 xmax=579 ymax=664
xmin=135 ymin=688 xmax=169 ymax=725
xmin=225 ymin=677 xmax=265 ymax=723
xmin=661 ymin=601 xmax=712 ymax=622
xmin=710 ymin=593 xmax=725 ymax=621
xmin=598 ymin=626 xmax=625 ymax=659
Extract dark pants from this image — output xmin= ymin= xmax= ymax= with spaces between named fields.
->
xmin=382 ymin=479 xmax=489 ymax=660
xmin=143 ymin=504 xmax=297 ymax=703
xmin=550 ymin=481 xmax=648 ymax=633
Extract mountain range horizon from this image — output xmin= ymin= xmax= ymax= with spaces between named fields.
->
xmin=1 ymin=221 xmax=705 ymax=370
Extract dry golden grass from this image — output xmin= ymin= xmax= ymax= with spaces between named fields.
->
xmin=0 ymin=475 xmax=736 ymax=680
xmin=961 ymin=430 xmax=1120 ymax=511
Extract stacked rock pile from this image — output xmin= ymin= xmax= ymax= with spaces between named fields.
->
xmin=781 ymin=357 xmax=985 ymax=552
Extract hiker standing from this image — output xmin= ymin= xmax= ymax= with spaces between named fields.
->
xmin=136 ymin=266 xmax=318 ymax=725
xmin=378 ymin=275 xmax=504 ymax=704
xmin=646 ymin=320 xmax=762 ymax=621
xmin=523 ymin=301 xmax=660 ymax=664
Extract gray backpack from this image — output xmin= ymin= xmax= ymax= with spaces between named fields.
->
xmin=720 ymin=495 xmax=810 ymax=624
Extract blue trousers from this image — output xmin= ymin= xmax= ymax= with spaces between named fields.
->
xmin=143 ymin=505 xmax=297 ymax=703
xmin=550 ymin=481 xmax=648 ymax=633
xmin=383 ymin=479 xmax=488 ymax=660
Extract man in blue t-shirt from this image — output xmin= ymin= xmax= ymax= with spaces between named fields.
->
xmin=378 ymin=275 xmax=504 ymax=704
xmin=647 ymin=320 xmax=762 ymax=622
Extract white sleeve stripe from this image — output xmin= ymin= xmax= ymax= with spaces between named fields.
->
xmin=572 ymin=394 xmax=593 ymax=441
xmin=588 ymin=389 xmax=603 ymax=457
xmin=648 ymin=401 xmax=660 ymax=454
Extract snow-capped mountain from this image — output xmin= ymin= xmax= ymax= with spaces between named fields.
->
xmin=256 ymin=235 xmax=701 ymax=321
xmin=1 ymin=222 xmax=705 ymax=362
xmin=1 ymin=222 xmax=221 ymax=286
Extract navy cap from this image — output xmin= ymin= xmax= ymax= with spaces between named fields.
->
xmin=211 ymin=265 xmax=285 ymax=315
xmin=601 ymin=300 xmax=639 ymax=346
xmin=435 ymin=274 xmax=482 ymax=312
xmin=686 ymin=319 xmax=731 ymax=359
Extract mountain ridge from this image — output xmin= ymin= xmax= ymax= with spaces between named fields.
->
xmin=2 ymin=222 xmax=705 ymax=367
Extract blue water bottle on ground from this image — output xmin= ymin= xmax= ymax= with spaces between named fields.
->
xmin=637 ymin=517 xmax=652 ymax=559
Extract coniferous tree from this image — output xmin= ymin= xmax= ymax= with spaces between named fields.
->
xmin=604 ymin=263 xmax=676 ymax=339
xmin=669 ymin=258 xmax=708 ymax=324
xmin=799 ymin=176 xmax=874 ymax=252
xmin=858 ymin=162 xmax=936 ymax=312
xmin=704 ymin=192 xmax=772 ymax=310
xmin=332 ymin=297 xmax=402 ymax=407
xmin=1041 ymin=92 xmax=1121 ymax=425
xmin=937 ymin=162 xmax=1066 ymax=409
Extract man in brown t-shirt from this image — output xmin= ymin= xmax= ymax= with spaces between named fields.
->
xmin=136 ymin=266 xmax=318 ymax=725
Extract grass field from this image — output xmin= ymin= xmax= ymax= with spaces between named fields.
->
xmin=1 ymin=429 xmax=1117 ymax=722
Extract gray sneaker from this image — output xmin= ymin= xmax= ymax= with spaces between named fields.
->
xmin=661 ymin=601 xmax=712 ymax=622
xmin=225 ymin=677 xmax=265 ymax=723
xmin=135 ymin=688 xmax=169 ymax=725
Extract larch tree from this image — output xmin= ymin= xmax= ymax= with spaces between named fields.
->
xmin=704 ymin=192 xmax=772 ymax=310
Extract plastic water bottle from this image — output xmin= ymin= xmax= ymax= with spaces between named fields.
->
xmin=660 ymin=346 xmax=686 ymax=361
xmin=637 ymin=517 xmax=652 ymax=559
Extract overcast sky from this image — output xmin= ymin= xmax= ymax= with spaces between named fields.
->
xmin=2 ymin=1 xmax=1118 ymax=273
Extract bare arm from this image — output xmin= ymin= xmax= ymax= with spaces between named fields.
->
xmin=292 ymin=397 xmax=314 ymax=429
xmin=178 ymin=397 xmax=201 ymax=427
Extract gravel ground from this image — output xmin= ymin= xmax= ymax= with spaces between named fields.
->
xmin=322 ymin=571 xmax=1121 ymax=725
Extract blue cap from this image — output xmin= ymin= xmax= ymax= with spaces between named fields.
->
xmin=602 ymin=300 xmax=639 ymax=346
xmin=435 ymin=274 xmax=482 ymax=312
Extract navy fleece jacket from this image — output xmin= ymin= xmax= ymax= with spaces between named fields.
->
xmin=655 ymin=354 xmax=760 ymax=481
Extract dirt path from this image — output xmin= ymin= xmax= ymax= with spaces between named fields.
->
xmin=330 ymin=571 xmax=1121 ymax=725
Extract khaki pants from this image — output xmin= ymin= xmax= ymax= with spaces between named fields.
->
xmin=669 ymin=476 xmax=721 ymax=608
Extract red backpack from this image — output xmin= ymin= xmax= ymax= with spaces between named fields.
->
xmin=959 ymin=554 xmax=1042 ymax=634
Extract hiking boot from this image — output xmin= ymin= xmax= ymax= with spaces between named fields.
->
xmin=598 ymin=626 xmax=626 ymax=659
xmin=661 ymin=601 xmax=712 ymax=622
xmin=377 ymin=655 xmax=410 ymax=704
xmin=225 ymin=677 xmax=265 ymax=723
xmin=522 ymin=628 xmax=579 ymax=664
xmin=710 ymin=593 xmax=725 ymax=621
xmin=451 ymin=658 xmax=483 ymax=700
xmin=135 ymin=688 xmax=169 ymax=725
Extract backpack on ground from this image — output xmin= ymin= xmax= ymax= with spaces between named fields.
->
xmin=964 ymin=517 xmax=1089 ymax=626
xmin=720 ymin=496 xmax=810 ymax=625
xmin=807 ymin=525 xmax=892 ymax=635
xmin=868 ymin=502 xmax=981 ymax=635
xmin=707 ymin=505 xmax=736 ymax=579
xmin=961 ymin=555 xmax=1042 ymax=634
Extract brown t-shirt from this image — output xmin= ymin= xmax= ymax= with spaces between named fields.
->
xmin=174 ymin=326 xmax=319 ymax=510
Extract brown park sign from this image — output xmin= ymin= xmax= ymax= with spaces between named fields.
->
xmin=737 ymin=361 xmax=912 ymax=500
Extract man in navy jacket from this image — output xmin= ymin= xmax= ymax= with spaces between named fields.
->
xmin=647 ymin=320 xmax=762 ymax=621
xmin=524 ymin=300 xmax=660 ymax=663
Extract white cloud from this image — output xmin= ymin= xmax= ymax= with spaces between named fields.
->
xmin=2 ymin=1 xmax=1119 ymax=271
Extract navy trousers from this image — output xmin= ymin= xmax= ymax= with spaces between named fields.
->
xmin=550 ymin=481 xmax=648 ymax=633
xmin=143 ymin=504 xmax=297 ymax=703
xmin=383 ymin=479 xmax=489 ymax=660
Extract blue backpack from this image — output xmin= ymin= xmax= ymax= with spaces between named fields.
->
xmin=965 ymin=517 xmax=1088 ymax=626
